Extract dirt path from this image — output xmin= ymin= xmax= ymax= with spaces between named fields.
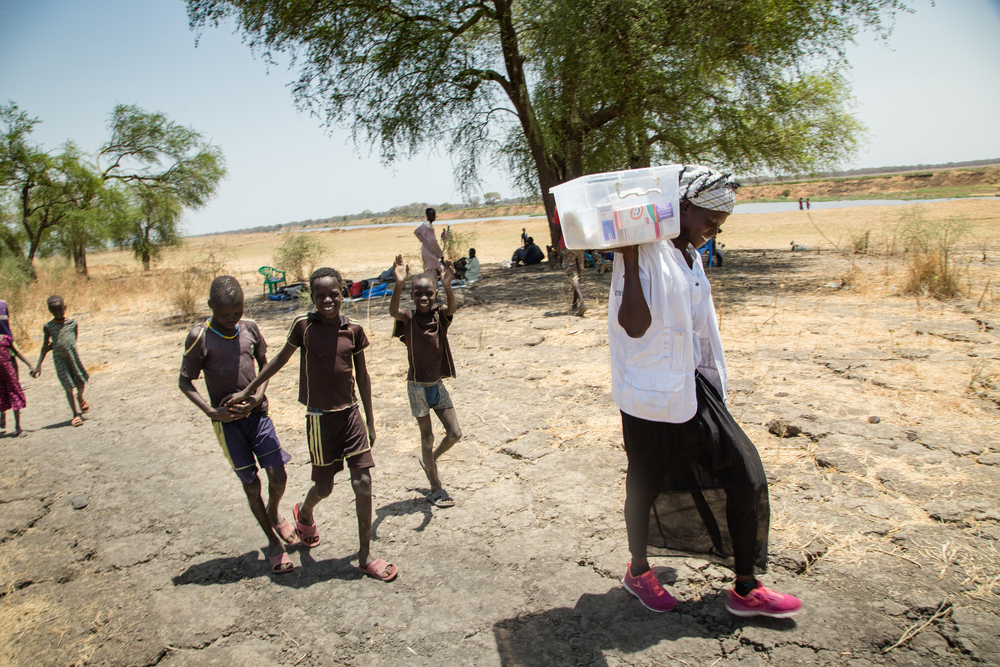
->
xmin=1 ymin=249 xmax=999 ymax=666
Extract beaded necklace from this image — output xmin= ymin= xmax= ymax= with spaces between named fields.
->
xmin=205 ymin=318 xmax=240 ymax=340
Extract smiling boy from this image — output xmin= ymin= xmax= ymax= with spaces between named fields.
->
xmin=178 ymin=276 xmax=295 ymax=574
xmin=389 ymin=254 xmax=462 ymax=508
xmin=227 ymin=267 xmax=396 ymax=582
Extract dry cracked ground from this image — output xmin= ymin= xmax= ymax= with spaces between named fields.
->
xmin=1 ymin=249 xmax=999 ymax=666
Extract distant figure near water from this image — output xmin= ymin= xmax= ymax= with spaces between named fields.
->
xmin=415 ymin=208 xmax=445 ymax=284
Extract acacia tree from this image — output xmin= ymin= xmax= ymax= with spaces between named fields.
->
xmin=100 ymin=104 xmax=226 ymax=269
xmin=2 ymin=103 xmax=225 ymax=274
xmin=190 ymin=0 xmax=904 ymax=243
xmin=0 ymin=105 xmax=91 ymax=266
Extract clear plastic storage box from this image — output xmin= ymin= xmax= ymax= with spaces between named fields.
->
xmin=551 ymin=165 xmax=680 ymax=250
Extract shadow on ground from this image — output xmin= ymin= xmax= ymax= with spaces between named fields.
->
xmin=171 ymin=549 xmax=365 ymax=588
xmin=492 ymin=581 xmax=797 ymax=667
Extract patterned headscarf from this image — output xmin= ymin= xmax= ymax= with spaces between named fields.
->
xmin=678 ymin=165 xmax=740 ymax=214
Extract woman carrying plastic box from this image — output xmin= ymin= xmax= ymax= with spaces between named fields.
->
xmin=610 ymin=165 xmax=801 ymax=618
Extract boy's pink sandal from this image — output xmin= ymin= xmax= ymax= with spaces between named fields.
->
xmin=358 ymin=558 xmax=397 ymax=582
xmin=292 ymin=503 xmax=320 ymax=547
xmin=70 ymin=416 xmax=84 ymax=427
xmin=269 ymin=552 xmax=294 ymax=574
xmin=273 ymin=519 xmax=299 ymax=546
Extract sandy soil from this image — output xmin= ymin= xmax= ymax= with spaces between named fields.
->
xmin=1 ymin=202 xmax=999 ymax=666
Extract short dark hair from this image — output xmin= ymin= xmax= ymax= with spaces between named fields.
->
xmin=527 ymin=237 xmax=533 ymax=244
xmin=209 ymin=275 xmax=243 ymax=305
xmin=426 ymin=207 xmax=436 ymax=217
xmin=410 ymin=272 xmax=436 ymax=290
xmin=46 ymin=295 xmax=63 ymax=309
xmin=469 ymin=248 xmax=476 ymax=256
xmin=310 ymin=267 xmax=343 ymax=291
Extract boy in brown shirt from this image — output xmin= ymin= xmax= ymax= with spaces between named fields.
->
xmin=227 ymin=267 xmax=396 ymax=582
xmin=389 ymin=255 xmax=462 ymax=508
xmin=179 ymin=276 xmax=295 ymax=574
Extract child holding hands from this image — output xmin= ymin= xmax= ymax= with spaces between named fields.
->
xmin=178 ymin=276 xmax=296 ymax=574
xmin=227 ymin=267 xmax=396 ymax=582
xmin=389 ymin=255 xmax=462 ymax=508
xmin=32 ymin=296 xmax=89 ymax=426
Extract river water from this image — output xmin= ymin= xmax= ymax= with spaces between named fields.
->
xmin=285 ymin=198 xmax=995 ymax=233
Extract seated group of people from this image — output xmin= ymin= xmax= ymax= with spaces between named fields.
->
xmin=511 ymin=229 xmax=545 ymax=266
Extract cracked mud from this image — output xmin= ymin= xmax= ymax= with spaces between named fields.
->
xmin=1 ymin=239 xmax=998 ymax=666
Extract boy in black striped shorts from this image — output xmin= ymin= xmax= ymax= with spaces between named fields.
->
xmin=228 ymin=267 xmax=396 ymax=582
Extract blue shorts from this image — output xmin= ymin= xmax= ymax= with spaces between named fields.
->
xmin=211 ymin=412 xmax=291 ymax=485
xmin=407 ymin=379 xmax=454 ymax=418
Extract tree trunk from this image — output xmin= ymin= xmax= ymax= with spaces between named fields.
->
xmin=73 ymin=242 xmax=88 ymax=276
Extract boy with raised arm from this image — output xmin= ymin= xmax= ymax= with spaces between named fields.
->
xmin=226 ymin=267 xmax=396 ymax=582
xmin=389 ymin=255 xmax=462 ymax=508
xmin=178 ymin=276 xmax=295 ymax=574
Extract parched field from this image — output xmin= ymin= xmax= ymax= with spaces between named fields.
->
xmin=1 ymin=200 xmax=998 ymax=666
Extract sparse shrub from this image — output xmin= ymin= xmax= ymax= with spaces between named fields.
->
xmin=442 ymin=229 xmax=478 ymax=262
xmin=0 ymin=256 xmax=33 ymax=339
xmin=781 ymin=189 xmax=791 ymax=198
xmin=852 ymin=230 xmax=870 ymax=253
xmin=273 ymin=233 xmax=325 ymax=281
xmin=172 ymin=267 xmax=210 ymax=321
xmin=897 ymin=211 xmax=967 ymax=299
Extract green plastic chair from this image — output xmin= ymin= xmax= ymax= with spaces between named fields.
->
xmin=258 ymin=266 xmax=287 ymax=295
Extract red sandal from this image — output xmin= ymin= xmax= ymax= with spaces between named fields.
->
xmin=292 ymin=503 xmax=320 ymax=547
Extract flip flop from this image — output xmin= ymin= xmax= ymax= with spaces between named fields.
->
xmin=269 ymin=552 xmax=294 ymax=574
xmin=425 ymin=489 xmax=455 ymax=508
xmin=358 ymin=558 xmax=397 ymax=582
xmin=273 ymin=518 xmax=299 ymax=546
xmin=78 ymin=398 xmax=89 ymax=413
xmin=71 ymin=416 xmax=84 ymax=427
xmin=292 ymin=503 xmax=320 ymax=547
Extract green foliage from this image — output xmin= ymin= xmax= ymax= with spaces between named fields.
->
xmin=483 ymin=192 xmax=501 ymax=205
xmin=273 ymin=233 xmax=325 ymax=281
xmin=1 ymin=101 xmax=226 ymax=275
xmin=188 ymin=0 xmax=908 ymax=235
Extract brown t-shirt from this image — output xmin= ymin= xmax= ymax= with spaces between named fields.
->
xmin=286 ymin=313 xmax=369 ymax=411
xmin=180 ymin=319 xmax=269 ymax=412
xmin=394 ymin=306 xmax=456 ymax=383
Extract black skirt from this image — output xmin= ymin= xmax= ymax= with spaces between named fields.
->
xmin=621 ymin=373 xmax=770 ymax=573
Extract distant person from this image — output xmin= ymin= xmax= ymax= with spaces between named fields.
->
xmin=465 ymin=248 xmax=480 ymax=282
xmin=0 ymin=328 xmax=30 ymax=438
xmin=553 ymin=208 xmax=587 ymax=316
xmin=523 ymin=237 xmax=544 ymax=265
xmin=414 ymin=208 xmax=445 ymax=283
xmin=511 ymin=246 xmax=526 ymax=266
xmin=32 ymin=296 xmax=89 ymax=427
xmin=179 ymin=276 xmax=296 ymax=574
xmin=389 ymin=256 xmax=462 ymax=508
xmin=226 ymin=268 xmax=396 ymax=582
xmin=798 ymin=197 xmax=803 ymax=210
xmin=521 ymin=228 xmax=529 ymax=247
xmin=806 ymin=198 xmax=811 ymax=210
xmin=592 ymin=250 xmax=610 ymax=274
xmin=0 ymin=299 xmax=29 ymax=435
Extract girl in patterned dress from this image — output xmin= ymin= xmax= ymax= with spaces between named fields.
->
xmin=0 ymin=333 xmax=31 ymax=436
xmin=31 ymin=296 xmax=90 ymax=427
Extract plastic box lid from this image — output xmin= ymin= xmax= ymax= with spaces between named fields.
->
xmin=551 ymin=165 xmax=681 ymax=250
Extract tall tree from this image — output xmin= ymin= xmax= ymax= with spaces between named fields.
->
xmin=188 ymin=0 xmax=907 ymax=242
xmin=2 ymin=103 xmax=226 ymax=274
xmin=98 ymin=104 xmax=226 ymax=270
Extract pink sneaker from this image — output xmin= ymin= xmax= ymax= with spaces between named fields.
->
xmin=623 ymin=563 xmax=677 ymax=612
xmin=726 ymin=582 xmax=802 ymax=618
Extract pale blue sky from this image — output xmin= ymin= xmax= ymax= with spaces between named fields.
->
xmin=1 ymin=0 xmax=998 ymax=235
